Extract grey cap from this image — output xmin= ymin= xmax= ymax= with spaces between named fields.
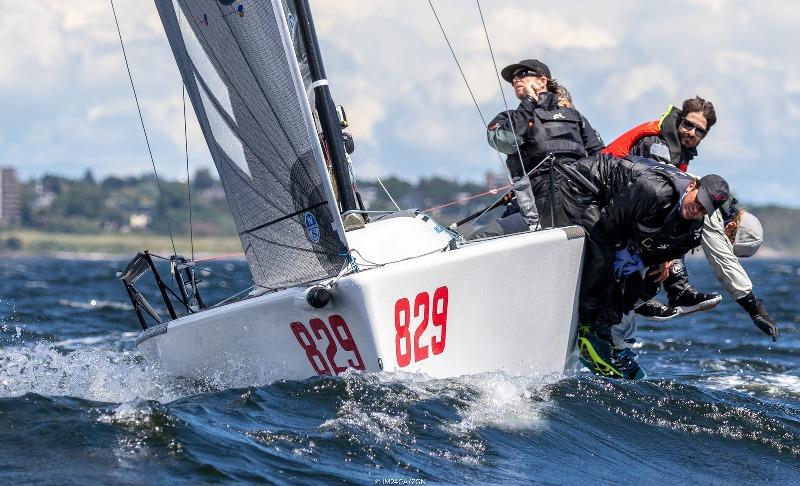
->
xmin=733 ymin=212 xmax=763 ymax=258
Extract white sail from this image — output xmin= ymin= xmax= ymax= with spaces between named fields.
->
xmin=154 ymin=0 xmax=348 ymax=290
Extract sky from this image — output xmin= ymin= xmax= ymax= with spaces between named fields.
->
xmin=1 ymin=0 xmax=799 ymax=207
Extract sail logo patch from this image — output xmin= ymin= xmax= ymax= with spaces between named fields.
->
xmin=304 ymin=212 xmax=320 ymax=243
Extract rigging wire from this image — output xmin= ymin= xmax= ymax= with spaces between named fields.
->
xmin=427 ymin=0 xmax=487 ymax=125
xmin=109 ymin=0 xmax=178 ymax=257
xmin=426 ymin=0 xmax=511 ymax=181
xmin=475 ymin=0 xmax=529 ymax=179
xmin=177 ymin=7 xmax=195 ymax=263
xmin=355 ymin=143 xmax=401 ymax=211
xmin=183 ymin=88 xmax=195 ymax=261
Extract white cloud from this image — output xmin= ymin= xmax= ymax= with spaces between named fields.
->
xmin=1 ymin=0 xmax=800 ymax=207
xmin=687 ymin=0 xmax=727 ymax=11
xmin=714 ymin=51 xmax=769 ymax=74
xmin=596 ymin=63 xmax=679 ymax=108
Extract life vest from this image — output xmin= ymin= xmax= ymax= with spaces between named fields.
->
xmin=633 ymin=166 xmax=703 ymax=265
xmin=603 ymin=105 xmax=693 ymax=172
xmin=602 ymin=120 xmax=660 ymax=158
xmin=520 ymin=92 xmax=588 ymax=163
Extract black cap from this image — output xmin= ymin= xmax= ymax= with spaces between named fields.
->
xmin=500 ymin=59 xmax=551 ymax=83
xmin=696 ymin=174 xmax=730 ymax=214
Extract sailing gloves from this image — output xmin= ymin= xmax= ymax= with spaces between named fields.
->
xmin=614 ymin=248 xmax=644 ymax=279
xmin=736 ymin=291 xmax=779 ymax=341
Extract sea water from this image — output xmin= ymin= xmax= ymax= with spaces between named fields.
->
xmin=1 ymin=256 xmax=798 ymax=484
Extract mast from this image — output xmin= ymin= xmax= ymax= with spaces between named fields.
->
xmin=293 ymin=0 xmax=358 ymax=212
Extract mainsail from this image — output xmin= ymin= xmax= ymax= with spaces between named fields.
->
xmin=154 ymin=0 xmax=348 ymax=290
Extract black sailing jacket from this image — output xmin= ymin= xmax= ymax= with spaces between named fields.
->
xmin=487 ymin=91 xmax=604 ymax=179
xmin=574 ymin=154 xmax=705 ymax=266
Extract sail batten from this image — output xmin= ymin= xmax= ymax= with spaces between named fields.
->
xmin=155 ymin=0 xmax=348 ymax=290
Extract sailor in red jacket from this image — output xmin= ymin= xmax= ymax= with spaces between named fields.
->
xmin=603 ymin=97 xmax=720 ymax=321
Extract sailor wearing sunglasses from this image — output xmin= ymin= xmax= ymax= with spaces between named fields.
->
xmin=485 ymin=59 xmax=604 ymax=230
xmin=603 ymin=96 xmax=716 ymax=172
xmin=601 ymin=97 xmax=778 ymax=341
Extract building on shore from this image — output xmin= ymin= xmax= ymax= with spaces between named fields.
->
xmin=485 ymin=170 xmax=508 ymax=190
xmin=0 ymin=167 xmax=22 ymax=226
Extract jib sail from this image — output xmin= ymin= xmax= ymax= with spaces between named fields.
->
xmin=154 ymin=0 xmax=347 ymax=290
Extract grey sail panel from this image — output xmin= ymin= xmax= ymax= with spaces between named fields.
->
xmin=154 ymin=0 xmax=347 ymax=289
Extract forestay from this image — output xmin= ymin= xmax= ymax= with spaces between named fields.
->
xmin=154 ymin=0 xmax=348 ymax=290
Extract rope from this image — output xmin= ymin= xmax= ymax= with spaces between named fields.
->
xmin=211 ymin=285 xmax=256 ymax=308
xmin=193 ymin=252 xmax=245 ymax=263
xmin=109 ymin=0 xmax=177 ymax=257
xmin=426 ymin=0 xmax=510 ymax=179
xmin=460 ymin=154 xmax=553 ymax=231
xmin=422 ymin=184 xmax=511 ymax=213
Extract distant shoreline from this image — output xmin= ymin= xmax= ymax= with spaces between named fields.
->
xmin=0 ymin=229 xmax=242 ymax=259
xmin=2 ymin=228 xmax=797 ymax=261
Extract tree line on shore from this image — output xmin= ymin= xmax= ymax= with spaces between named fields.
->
xmin=7 ymin=169 xmax=799 ymax=254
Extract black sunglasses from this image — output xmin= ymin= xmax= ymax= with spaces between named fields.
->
xmin=512 ymin=69 xmax=539 ymax=79
xmin=679 ymin=118 xmax=708 ymax=138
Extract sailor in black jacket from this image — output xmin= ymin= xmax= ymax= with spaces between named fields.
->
xmin=569 ymin=154 xmax=731 ymax=379
xmin=486 ymin=59 xmax=603 ymax=229
xmin=603 ymin=97 xmax=722 ymax=320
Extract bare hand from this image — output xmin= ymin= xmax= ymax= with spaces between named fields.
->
xmin=648 ymin=260 xmax=673 ymax=283
xmin=522 ymin=82 xmax=537 ymax=98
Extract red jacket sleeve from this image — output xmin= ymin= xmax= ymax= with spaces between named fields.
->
xmin=602 ymin=120 xmax=661 ymax=157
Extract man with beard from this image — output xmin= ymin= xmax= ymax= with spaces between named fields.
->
xmin=603 ymin=97 xmax=726 ymax=321
xmin=565 ymin=155 xmax=731 ymax=379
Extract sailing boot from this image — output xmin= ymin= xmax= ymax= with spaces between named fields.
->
xmin=634 ymin=299 xmax=680 ymax=321
xmin=578 ymin=326 xmax=647 ymax=380
xmin=578 ymin=325 xmax=623 ymax=379
xmin=611 ymin=347 xmax=647 ymax=380
xmin=669 ymin=288 xmax=721 ymax=316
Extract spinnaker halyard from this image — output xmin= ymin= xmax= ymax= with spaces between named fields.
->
xmin=155 ymin=0 xmax=348 ymax=290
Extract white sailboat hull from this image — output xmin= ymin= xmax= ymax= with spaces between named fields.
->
xmin=137 ymin=222 xmax=585 ymax=384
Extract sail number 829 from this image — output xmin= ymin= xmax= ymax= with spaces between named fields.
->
xmin=290 ymin=315 xmax=365 ymax=375
xmin=395 ymin=286 xmax=448 ymax=367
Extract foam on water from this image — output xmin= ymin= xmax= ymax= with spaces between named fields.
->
xmin=445 ymin=372 xmax=555 ymax=433
xmin=50 ymin=331 xmax=138 ymax=349
xmin=313 ymin=370 xmax=560 ymax=471
xmin=706 ymin=370 xmax=800 ymax=398
xmin=0 ymin=343 xmax=202 ymax=403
